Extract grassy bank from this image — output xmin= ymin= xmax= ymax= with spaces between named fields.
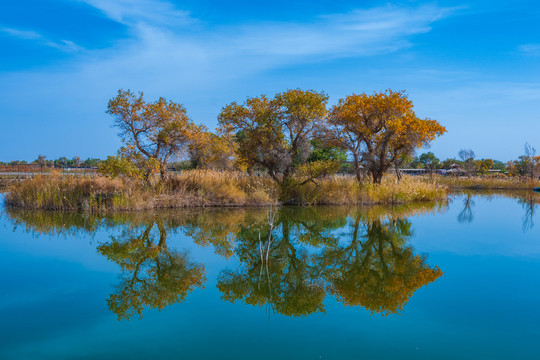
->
xmin=429 ymin=174 xmax=540 ymax=190
xmin=4 ymin=170 xmax=448 ymax=211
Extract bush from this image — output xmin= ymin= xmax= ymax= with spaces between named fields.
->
xmin=98 ymin=155 xmax=143 ymax=179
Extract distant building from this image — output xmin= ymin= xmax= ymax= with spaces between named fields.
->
xmin=389 ymin=168 xmax=426 ymax=175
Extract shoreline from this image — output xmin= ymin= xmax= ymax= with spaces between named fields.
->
xmin=5 ymin=171 xmax=538 ymax=212
xmin=2 ymin=171 xmax=447 ymax=212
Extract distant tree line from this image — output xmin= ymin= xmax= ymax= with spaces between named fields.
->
xmin=0 ymin=156 xmax=102 ymax=169
xmin=406 ymin=142 xmax=540 ymax=179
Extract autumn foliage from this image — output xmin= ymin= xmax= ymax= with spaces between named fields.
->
xmin=106 ymin=89 xmax=204 ymax=181
xmin=7 ymin=88 xmax=448 ymax=208
xmin=326 ymin=90 xmax=446 ymax=183
xmin=102 ymin=88 xmax=445 ymax=191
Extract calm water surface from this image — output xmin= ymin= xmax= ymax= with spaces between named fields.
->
xmin=1 ymin=192 xmax=539 ymax=359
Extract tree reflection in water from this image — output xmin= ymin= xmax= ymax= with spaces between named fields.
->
xmin=97 ymin=220 xmax=206 ymax=320
xmin=4 ymin=202 xmax=445 ymax=319
xmin=211 ymin=205 xmax=443 ymax=317
xmin=217 ymin=207 xmax=341 ymax=317
xmin=457 ymin=193 xmax=475 ymax=224
xmin=320 ymin=215 xmax=442 ymax=315
xmin=519 ymin=194 xmax=538 ymax=232
xmin=450 ymin=190 xmax=540 ymax=231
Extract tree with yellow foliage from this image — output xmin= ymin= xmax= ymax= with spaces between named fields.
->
xmin=218 ymin=89 xmax=337 ymax=199
xmin=188 ymin=127 xmax=238 ymax=170
xmin=476 ymin=158 xmax=494 ymax=175
xmin=107 ymin=89 xmax=202 ymax=181
xmin=327 ymin=90 xmax=446 ymax=184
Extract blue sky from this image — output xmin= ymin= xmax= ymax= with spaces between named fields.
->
xmin=0 ymin=0 xmax=539 ymax=162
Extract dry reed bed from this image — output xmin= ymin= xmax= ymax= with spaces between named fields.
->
xmin=0 ymin=178 xmax=15 ymax=193
xmin=4 ymin=170 xmax=448 ymax=211
xmin=431 ymin=175 xmax=540 ymax=190
xmin=5 ymin=174 xmax=150 ymax=211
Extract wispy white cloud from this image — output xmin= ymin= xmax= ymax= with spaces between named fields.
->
xmin=64 ymin=1 xmax=458 ymax=82
xmin=0 ymin=1 xmax=466 ymax=158
xmin=232 ymin=5 xmax=456 ymax=60
xmin=0 ymin=1 xmax=460 ymax=121
xmin=518 ymin=43 xmax=540 ymax=56
xmin=77 ymin=0 xmax=196 ymax=27
xmin=0 ymin=1 xmax=457 ymax=101
xmin=76 ymin=1 xmax=457 ymax=60
xmin=0 ymin=26 xmax=83 ymax=52
xmin=0 ymin=27 xmax=42 ymax=40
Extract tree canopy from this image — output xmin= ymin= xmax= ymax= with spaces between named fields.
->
xmin=327 ymin=90 xmax=446 ymax=183
xmin=101 ymin=88 xmax=448 ymax=192
xmin=107 ymin=89 xmax=202 ymax=181
xmin=418 ymin=152 xmax=440 ymax=176
xmin=218 ymin=89 xmax=338 ymax=198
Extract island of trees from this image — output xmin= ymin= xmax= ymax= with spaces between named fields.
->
xmin=2 ymin=88 xmax=539 ymax=210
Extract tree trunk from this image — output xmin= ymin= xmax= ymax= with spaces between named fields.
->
xmin=144 ymin=170 xmax=152 ymax=186
xmin=353 ymin=154 xmax=362 ymax=183
xmin=395 ymin=163 xmax=402 ymax=182
xmin=159 ymin=163 xmax=167 ymax=182
xmin=371 ymin=169 xmax=383 ymax=184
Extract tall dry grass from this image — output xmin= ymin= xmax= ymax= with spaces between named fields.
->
xmin=5 ymin=173 xmax=150 ymax=211
xmin=4 ymin=170 xmax=448 ymax=211
xmin=431 ymin=174 xmax=540 ymax=190
xmin=298 ymin=174 xmax=447 ymax=205
xmin=162 ymin=170 xmax=278 ymax=207
xmin=364 ymin=176 xmax=448 ymax=204
xmin=0 ymin=178 xmax=17 ymax=193
xmin=297 ymin=175 xmax=365 ymax=205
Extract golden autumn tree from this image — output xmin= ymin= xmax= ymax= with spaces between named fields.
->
xmin=327 ymin=90 xmax=446 ymax=184
xmin=476 ymin=158 xmax=494 ymax=175
xmin=188 ymin=127 xmax=238 ymax=170
xmin=218 ymin=89 xmax=338 ymax=200
xmin=107 ymin=89 xmax=202 ymax=181
xmin=218 ymin=94 xmax=282 ymax=174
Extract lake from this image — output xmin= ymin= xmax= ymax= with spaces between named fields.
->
xmin=1 ymin=191 xmax=539 ymax=359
